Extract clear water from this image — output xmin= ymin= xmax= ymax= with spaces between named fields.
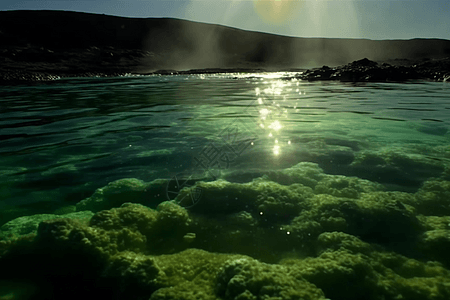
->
xmin=1 ymin=74 xmax=450 ymax=225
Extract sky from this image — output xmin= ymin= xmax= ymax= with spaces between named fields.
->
xmin=1 ymin=0 xmax=450 ymax=40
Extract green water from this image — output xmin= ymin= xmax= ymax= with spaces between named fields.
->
xmin=1 ymin=74 xmax=450 ymax=224
xmin=1 ymin=74 xmax=450 ymax=300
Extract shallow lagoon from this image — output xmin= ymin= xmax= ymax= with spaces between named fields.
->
xmin=1 ymin=74 xmax=450 ymax=300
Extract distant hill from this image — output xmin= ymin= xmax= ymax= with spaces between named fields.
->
xmin=1 ymin=10 xmax=450 ymax=72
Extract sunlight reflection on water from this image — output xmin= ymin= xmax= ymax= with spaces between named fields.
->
xmin=1 ymin=74 xmax=450 ymax=220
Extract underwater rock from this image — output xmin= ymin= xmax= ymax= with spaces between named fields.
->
xmin=316 ymin=231 xmax=374 ymax=255
xmin=102 ymin=251 xmax=163 ymax=297
xmin=284 ymin=246 xmax=450 ymax=300
xmin=1 ymin=182 xmax=450 ymax=299
xmin=76 ymin=178 xmax=148 ymax=212
xmin=350 ymin=150 xmax=445 ymax=189
xmin=154 ymin=201 xmax=193 ymax=249
xmin=89 ymin=202 xmax=197 ymax=255
xmin=254 ymin=182 xmax=314 ymax=224
xmin=418 ymin=215 xmax=450 ymax=230
xmin=418 ymin=229 xmax=450 ymax=268
xmin=286 ymin=192 xmax=422 ymax=254
xmin=412 ymin=180 xmax=450 ymax=216
xmin=175 ymin=179 xmax=257 ymax=214
xmin=0 ymin=211 xmax=94 ymax=240
xmin=314 ymin=175 xmax=384 ymax=199
xmin=37 ymin=205 xmax=151 ymax=258
xmin=75 ymin=178 xmax=168 ymax=212
xmin=265 ymin=162 xmax=326 ymax=188
xmin=89 ymin=203 xmax=158 ymax=231
xmin=149 ymin=249 xmax=246 ymax=300
xmin=216 ymin=258 xmax=326 ymax=300
xmin=289 ymin=139 xmax=356 ymax=175
xmin=348 ymin=192 xmax=422 ymax=246
xmin=286 ymin=250 xmax=380 ymax=300
xmin=175 ymin=178 xmax=314 ymax=218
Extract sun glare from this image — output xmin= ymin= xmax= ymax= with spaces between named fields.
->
xmin=268 ymin=120 xmax=282 ymax=131
xmin=253 ymin=0 xmax=301 ymax=25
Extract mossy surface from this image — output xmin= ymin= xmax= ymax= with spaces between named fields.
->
xmin=0 ymin=211 xmax=94 ymax=241
xmin=1 ymin=163 xmax=450 ymax=300
xmin=75 ymin=178 xmax=168 ymax=212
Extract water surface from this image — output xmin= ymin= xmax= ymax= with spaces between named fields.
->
xmin=1 ymin=74 xmax=450 ymax=224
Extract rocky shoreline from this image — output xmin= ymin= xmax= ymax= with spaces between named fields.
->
xmin=1 ymin=46 xmax=449 ymax=85
xmin=0 ymin=45 xmax=147 ymax=84
xmin=1 ymin=10 xmax=450 ymax=85
xmin=296 ymin=57 xmax=450 ymax=82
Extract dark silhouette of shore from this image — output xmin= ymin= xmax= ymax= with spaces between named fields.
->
xmin=1 ymin=10 xmax=450 ymax=84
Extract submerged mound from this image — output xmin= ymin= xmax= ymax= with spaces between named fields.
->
xmin=1 ymin=162 xmax=450 ymax=299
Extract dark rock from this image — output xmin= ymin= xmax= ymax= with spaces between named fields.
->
xmin=296 ymin=57 xmax=448 ymax=82
xmin=351 ymin=58 xmax=378 ymax=67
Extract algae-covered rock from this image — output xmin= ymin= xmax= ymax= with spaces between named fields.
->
xmin=286 ymin=192 xmax=421 ymax=252
xmin=151 ymin=249 xmax=246 ymax=300
xmin=254 ymin=181 xmax=313 ymax=224
xmin=315 ymin=175 xmax=384 ymax=198
xmin=316 ymin=231 xmax=375 ymax=255
xmin=266 ymin=162 xmax=326 ymax=188
xmin=287 ymin=250 xmax=379 ymax=300
xmin=175 ymin=179 xmax=259 ymax=214
xmin=418 ymin=229 xmax=450 ymax=268
xmin=38 ymin=205 xmax=151 ymax=258
xmin=89 ymin=202 xmax=157 ymax=232
xmin=284 ymin=244 xmax=450 ymax=300
xmin=413 ymin=180 xmax=450 ymax=215
xmin=344 ymin=192 xmax=422 ymax=246
xmin=412 ymin=216 xmax=450 ymax=268
xmin=150 ymin=201 xmax=194 ymax=254
xmin=176 ymin=178 xmax=313 ymax=222
xmin=371 ymin=251 xmax=450 ymax=300
xmin=351 ymin=150 xmax=445 ymax=188
xmin=286 ymin=195 xmax=349 ymax=248
xmin=156 ymin=201 xmax=191 ymax=232
xmin=76 ymin=178 xmax=147 ymax=212
xmin=216 ymin=257 xmax=326 ymax=300
xmin=88 ymin=202 xmax=194 ymax=255
xmin=0 ymin=211 xmax=94 ymax=240
xmin=102 ymin=251 xmax=163 ymax=297
xmin=5 ymin=223 xmax=248 ymax=300
xmin=2 ymin=178 xmax=450 ymax=300
xmin=76 ymin=178 xmax=167 ymax=212
xmin=417 ymin=215 xmax=450 ymax=230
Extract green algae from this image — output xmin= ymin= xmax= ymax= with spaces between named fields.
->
xmin=314 ymin=174 xmax=384 ymax=198
xmin=75 ymin=178 xmax=168 ymax=212
xmin=265 ymin=162 xmax=326 ymax=188
xmin=1 ymin=162 xmax=450 ymax=299
xmin=216 ymin=257 xmax=326 ymax=300
xmin=412 ymin=180 xmax=450 ymax=216
xmin=0 ymin=211 xmax=94 ymax=241
xmin=351 ymin=149 xmax=446 ymax=188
